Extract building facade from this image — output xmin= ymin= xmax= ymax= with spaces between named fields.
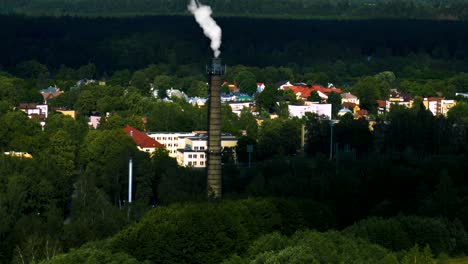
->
xmin=175 ymin=133 xmax=238 ymax=168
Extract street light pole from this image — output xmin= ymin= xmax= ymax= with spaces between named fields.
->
xmin=329 ymin=120 xmax=334 ymax=160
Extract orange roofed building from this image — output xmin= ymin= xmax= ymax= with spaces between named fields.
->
xmin=283 ymin=84 xmax=342 ymax=101
xmin=123 ymin=125 xmax=164 ymax=154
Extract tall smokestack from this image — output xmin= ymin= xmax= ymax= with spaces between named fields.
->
xmin=207 ymin=57 xmax=225 ymax=198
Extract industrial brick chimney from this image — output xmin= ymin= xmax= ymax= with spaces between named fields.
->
xmin=206 ymin=58 xmax=225 ymax=198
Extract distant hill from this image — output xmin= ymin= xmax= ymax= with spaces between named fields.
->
xmin=0 ymin=0 xmax=467 ymax=20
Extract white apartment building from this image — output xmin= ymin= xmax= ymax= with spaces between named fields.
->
xmin=288 ymin=104 xmax=332 ymax=119
xmin=176 ymin=134 xmax=238 ymax=168
xmin=147 ymin=132 xmax=196 ymax=157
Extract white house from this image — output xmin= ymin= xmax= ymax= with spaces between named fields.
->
xmin=288 ymin=104 xmax=332 ymax=119
xmin=19 ymin=103 xmax=48 ymax=119
xmin=147 ymin=132 xmax=196 ymax=157
xmin=341 ymin=92 xmax=360 ymax=105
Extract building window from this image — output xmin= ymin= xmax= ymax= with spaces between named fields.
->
xmin=194 ymin=146 xmax=199 ymax=150
xmin=169 ymin=137 xmax=172 ymax=140
xmin=193 ymin=154 xmax=197 ymax=158
xmin=175 ymin=144 xmax=178 ymax=147
xmin=201 ymin=154 xmax=205 ymax=159
xmin=200 ymin=161 xmax=204 ymax=166
xmin=157 ymin=137 xmax=161 ymax=140
xmin=188 ymin=154 xmax=192 ymax=158
xmin=200 ymin=147 xmax=205 ymax=150
xmin=188 ymin=161 xmax=192 ymax=166
xmin=168 ymin=144 xmax=172 ymax=147
xmin=193 ymin=161 xmax=197 ymax=166
xmin=163 ymin=137 xmax=167 ymax=140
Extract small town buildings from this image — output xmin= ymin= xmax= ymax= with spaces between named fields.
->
xmin=221 ymin=93 xmax=253 ymax=103
xmin=4 ymin=151 xmax=33 ymax=159
xmin=147 ymin=132 xmax=197 ymax=157
xmin=166 ymin=88 xmax=187 ymax=99
xmin=19 ymin=103 xmax=48 ymax=119
xmin=423 ymin=98 xmax=456 ymax=116
xmin=281 ymin=84 xmax=342 ymax=101
xmin=288 ymin=104 xmax=332 ymax=119
xmin=88 ymin=115 xmax=101 ymax=129
xmin=257 ymin=83 xmax=265 ymax=93
xmin=341 ymin=92 xmax=360 ymax=105
xmin=40 ymin=86 xmax=63 ymax=104
xmin=223 ymin=82 xmax=239 ymax=93
xmin=123 ymin=125 xmax=164 ymax=153
xmin=229 ymin=102 xmax=252 ymax=116
xmin=54 ymin=109 xmax=77 ymax=119
xmin=187 ymin=97 xmax=207 ymax=107
xmin=176 ymin=133 xmax=238 ymax=168
xmin=338 ymin=107 xmax=353 ymax=117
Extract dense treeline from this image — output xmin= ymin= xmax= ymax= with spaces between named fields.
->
xmin=1 ymin=15 xmax=468 ymax=75
xmin=1 ymin=0 xmax=468 ymax=20
xmin=40 ymin=199 xmax=468 ymax=263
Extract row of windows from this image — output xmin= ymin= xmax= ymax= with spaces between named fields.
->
xmin=163 ymin=143 xmax=178 ymax=147
xmin=188 ymin=154 xmax=205 ymax=159
xmin=194 ymin=146 xmax=205 ymax=150
xmin=188 ymin=161 xmax=205 ymax=166
xmin=156 ymin=137 xmax=179 ymax=141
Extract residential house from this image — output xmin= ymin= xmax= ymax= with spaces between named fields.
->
xmin=187 ymin=97 xmax=207 ymax=107
xmin=54 ymin=109 xmax=77 ymax=119
xmin=19 ymin=103 xmax=48 ymax=119
xmin=176 ymin=133 xmax=238 ymax=168
xmin=455 ymin=92 xmax=468 ymax=98
xmin=88 ymin=115 xmax=101 ymax=129
xmin=377 ymin=100 xmax=387 ymax=115
xmin=40 ymin=86 xmax=64 ymax=104
xmin=166 ymin=88 xmax=187 ymax=99
xmin=338 ymin=107 xmax=353 ymax=117
xmin=257 ymin=83 xmax=265 ymax=93
xmin=223 ymin=82 xmax=239 ymax=93
xmin=342 ymin=102 xmax=360 ymax=114
xmin=229 ymin=102 xmax=252 ymax=116
xmin=123 ymin=125 xmax=165 ymax=153
xmin=288 ymin=104 xmax=332 ymax=119
xmin=385 ymin=89 xmax=414 ymax=112
xmin=276 ymin=80 xmax=293 ymax=90
xmin=341 ymin=92 xmax=360 ymax=105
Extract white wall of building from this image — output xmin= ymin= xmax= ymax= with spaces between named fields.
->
xmin=288 ymin=104 xmax=332 ymax=119
xmin=147 ymin=132 xmax=196 ymax=157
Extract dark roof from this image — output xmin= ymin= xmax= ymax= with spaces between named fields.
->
xmin=124 ymin=125 xmax=164 ymax=149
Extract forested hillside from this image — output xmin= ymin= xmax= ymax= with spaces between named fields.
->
xmin=0 ymin=0 xmax=467 ymax=19
xmin=1 ymin=15 xmax=468 ymax=77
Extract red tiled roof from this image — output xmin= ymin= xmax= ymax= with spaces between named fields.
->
xmin=311 ymin=84 xmax=342 ymax=94
xmin=284 ymin=86 xmax=314 ymax=98
xmin=284 ymin=84 xmax=342 ymax=99
xmin=377 ymin=100 xmax=386 ymax=108
xmin=123 ymin=125 xmax=164 ymax=149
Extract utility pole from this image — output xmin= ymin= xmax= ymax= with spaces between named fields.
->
xmin=128 ymin=157 xmax=133 ymax=204
xmin=329 ymin=120 xmax=335 ymax=161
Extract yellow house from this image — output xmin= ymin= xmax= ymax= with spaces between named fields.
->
xmin=56 ymin=110 xmax=77 ymax=119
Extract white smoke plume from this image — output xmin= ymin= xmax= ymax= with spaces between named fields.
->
xmin=188 ymin=0 xmax=222 ymax=58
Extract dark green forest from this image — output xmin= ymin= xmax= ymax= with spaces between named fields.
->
xmin=1 ymin=0 xmax=468 ymax=20
xmin=1 ymin=12 xmax=468 ymax=264
xmin=1 ymin=15 xmax=468 ymax=79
